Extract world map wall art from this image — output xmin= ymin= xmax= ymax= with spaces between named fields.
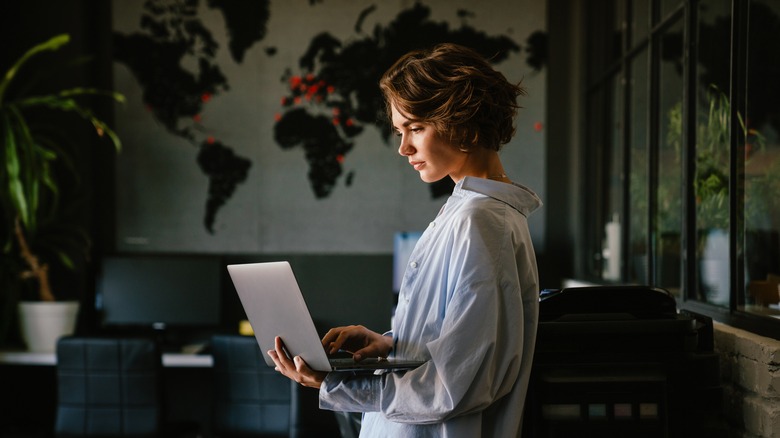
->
xmin=112 ymin=0 xmax=547 ymax=254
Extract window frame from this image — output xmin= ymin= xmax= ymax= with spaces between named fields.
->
xmin=580 ymin=0 xmax=780 ymax=339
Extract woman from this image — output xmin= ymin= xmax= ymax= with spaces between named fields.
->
xmin=269 ymin=42 xmax=542 ymax=437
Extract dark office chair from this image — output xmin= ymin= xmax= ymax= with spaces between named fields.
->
xmin=211 ymin=335 xmax=341 ymax=438
xmin=332 ymin=411 xmax=361 ymax=438
xmin=54 ymin=336 xmax=165 ymax=438
xmin=211 ymin=334 xmax=290 ymax=437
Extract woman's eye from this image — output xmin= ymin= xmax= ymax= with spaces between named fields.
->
xmin=411 ymin=127 xmax=423 ymax=133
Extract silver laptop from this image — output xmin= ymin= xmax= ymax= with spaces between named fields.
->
xmin=227 ymin=261 xmax=424 ymax=373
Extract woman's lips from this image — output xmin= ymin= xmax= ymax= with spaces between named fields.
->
xmin=410 ymin=161 xmax=424 ymax=171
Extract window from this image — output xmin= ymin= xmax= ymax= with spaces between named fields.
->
xmin=742 ymin=0 xmax=780 ymax=320
xmin=583 ymin=0 xmax=780 ymax=338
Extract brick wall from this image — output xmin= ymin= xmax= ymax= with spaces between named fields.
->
xmin=714 ymin=323 xmax=780 ymax=437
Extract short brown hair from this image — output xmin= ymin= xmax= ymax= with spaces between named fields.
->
xmin=379 ymin=43 xmax=526 ymax=151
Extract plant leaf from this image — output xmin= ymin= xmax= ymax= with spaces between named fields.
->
xmin=17 ymin=90 xmax=123 ymax=152
xmin=0 ymin=34 xmax=70 ymax=104
xmin=2 ymin=112 xmax=30 ymax=228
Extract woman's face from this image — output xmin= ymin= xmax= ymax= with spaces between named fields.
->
xmin=391 ymin=104 xmax=467 ymax=183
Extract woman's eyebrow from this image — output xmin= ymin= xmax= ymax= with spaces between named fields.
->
xmin=391 ymin=120 xmax=411 ymax=131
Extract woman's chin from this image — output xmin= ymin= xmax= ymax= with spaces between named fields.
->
xmin=419 ymin=172 xmax=445 ymax=183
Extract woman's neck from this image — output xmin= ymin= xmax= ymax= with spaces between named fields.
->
xmin=454 ymin=148 xmax=508 ymax=182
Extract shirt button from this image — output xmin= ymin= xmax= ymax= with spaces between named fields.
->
xmin=431 ymin=221 xmax=436 ymax=227
xmin=410 ymin=261 xmax=418 ymax=268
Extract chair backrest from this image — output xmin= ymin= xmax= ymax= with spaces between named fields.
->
xmin=332 ymin=411 xmax=361 ymax=438
xmin=212 ymin=334 xmax=345 ymax=438
xmin=55 ymin=336 xmax=163 ymax=438
xmin=211 ymin=335 xmax=293 ymax=437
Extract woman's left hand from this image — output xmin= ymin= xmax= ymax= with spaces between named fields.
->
xmin=267 ymin=336 xmax=328 ymax=389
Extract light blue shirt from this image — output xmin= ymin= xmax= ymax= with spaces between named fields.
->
xmin=320 ymin=176 xmax=542 ymax=437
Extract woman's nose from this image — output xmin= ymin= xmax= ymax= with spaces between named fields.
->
xmin=398 ymin=135 xmax=414 ymax=156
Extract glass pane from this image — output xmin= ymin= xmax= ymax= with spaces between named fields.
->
xmin=601 ymin=75 xmax=625 ymax=282
xmin=631 ymin=0 xmax=651 ymax=46
xmin=587 ymin=0 xmax=625 ymax=81
xmin=742 ymin=0 xmax=780 ymax=316
xmin=628 ymin=49 xmax=649 ymax=284
xmin=586 ymin=87 xmax=607 ymax=278
xmin=615 ymin=0 xmax=627 ymax=50
xmin=656 ymin=19 xmax=684 ymax=297
xmin=661 ymin=0 xmax=683 ymax=20
xmin=695 ymin=0 xmax=732 ymax=306
xmin=610 ymin=0 xmax=628 ymax=61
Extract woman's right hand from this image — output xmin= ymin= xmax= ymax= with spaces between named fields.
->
xmin=321 ymin=325 xmax=393 ymax=361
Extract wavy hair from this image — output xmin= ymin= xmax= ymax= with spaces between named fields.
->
xmin=379 ymin=43 xmax=526 ymax=151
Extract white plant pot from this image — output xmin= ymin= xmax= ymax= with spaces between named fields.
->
xmin=700 ymin=229 xmax=730 ymax=306
xmin=18 ymin=301 xmax=79 ymax=352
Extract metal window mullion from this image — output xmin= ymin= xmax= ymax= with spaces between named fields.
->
xmin=729 ymin=0 xmax=749 ymax=309
xmin=621 ymin=0 xmax=632 ymax=282
xmin=682 ymin=0 xmax=698 ymax=301
xmin=647 ymin=0 xmax=663 ymax=286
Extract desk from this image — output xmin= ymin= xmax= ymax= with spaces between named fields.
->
xmin=0 ymin=351 xmax=214 ymax=367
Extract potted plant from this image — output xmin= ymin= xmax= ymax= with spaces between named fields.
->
xmin=0 ymin=34 xmax=123 ymax=351
xmin=692 ymin=86 xmax=732 ymax=304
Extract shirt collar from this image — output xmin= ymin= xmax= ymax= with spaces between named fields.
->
xmin=455 ymin=176 xmax=543 ymax=217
